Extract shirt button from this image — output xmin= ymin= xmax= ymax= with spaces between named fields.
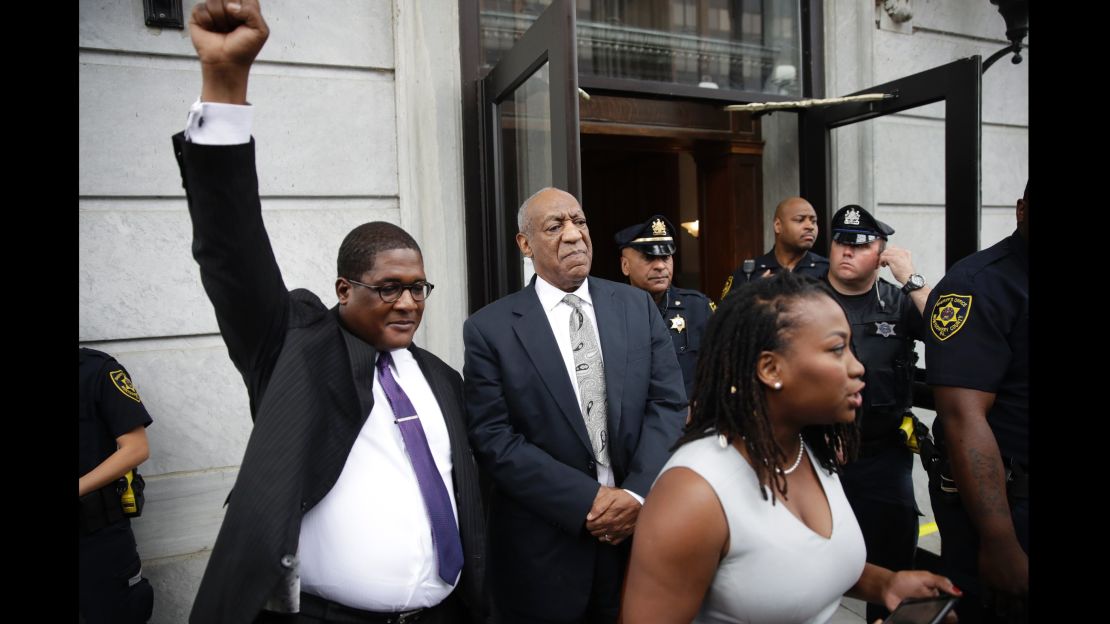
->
xmin=280 ymin=554 xmax=296 ymax=569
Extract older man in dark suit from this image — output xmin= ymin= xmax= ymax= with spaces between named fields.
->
xmin=463 ymin=188 xmax=687 ymax=623
xmin=175 ymin=2 xmax=485 ymax=623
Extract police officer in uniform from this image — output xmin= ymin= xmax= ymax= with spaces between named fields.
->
xmin=720 ymin=196 xmax=829 ymax=300
xmin=924 ymin=183 xmax=1029 ymax=623
xmin=79 ymin=348 xmax=155 ymax=624
xmin=823 ymin=204 xmax=931 ymax=621
xmin=614 ymin=214 xmax=712 ymax=399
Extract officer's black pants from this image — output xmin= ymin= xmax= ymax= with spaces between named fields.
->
xmin=79 ymin=520 xmax=154 ymax=624
xmin=845 ymin=494 xmax=919 ymax=621
xmin=928 ymin=480 xmax=1029 ymax=624
xmin=842 ymin=444 xmax=918 ymax=621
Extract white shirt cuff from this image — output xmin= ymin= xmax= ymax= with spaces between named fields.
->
xmin=184 ymin=98 xmax=253 ymax=145
xmin=623 ymin=489 xmax=644 ymax=505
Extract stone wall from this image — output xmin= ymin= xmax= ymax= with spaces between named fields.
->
xmin=78 ymin=1 xmax=466 ymax=620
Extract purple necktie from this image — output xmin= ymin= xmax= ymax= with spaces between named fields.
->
xmin=375 ymin=351 xmax=464 ymax=586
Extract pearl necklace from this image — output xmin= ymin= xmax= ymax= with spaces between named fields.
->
xmin=724 ymin=432 xmax=806 ymax=475
xmin=780 ymin=434 xmax=805 ymax=475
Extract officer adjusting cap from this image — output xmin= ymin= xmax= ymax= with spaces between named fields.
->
xmin=830 ymin=204 xmax=895 ymax=245
xmin=613 ymin=214 xmax=677 ymax=256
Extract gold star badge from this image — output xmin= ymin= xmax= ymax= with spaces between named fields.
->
xmin=670 ymin=314 xmax=686 ymax=333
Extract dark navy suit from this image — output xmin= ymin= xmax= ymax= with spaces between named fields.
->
xmin=463 ymin=276 xmax=686 ymax=622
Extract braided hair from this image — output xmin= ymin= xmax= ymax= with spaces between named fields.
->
xmin=677 ymin=270 xmax=859 ymax=503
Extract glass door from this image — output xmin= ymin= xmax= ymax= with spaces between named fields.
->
xmin=482 ymin=0 xmax=582 ymax=299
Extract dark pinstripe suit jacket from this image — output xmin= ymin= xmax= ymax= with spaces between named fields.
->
xmin=173 ymin=134 xmax=486 ymax=624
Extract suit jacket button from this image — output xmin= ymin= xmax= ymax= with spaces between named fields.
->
xmin=300 ymin=501 xmax=308 ymax=512
xmin=588 ymin=460 xmax=596 ymax=472
xmin=280 ymin=555 xmax=296 ymax=569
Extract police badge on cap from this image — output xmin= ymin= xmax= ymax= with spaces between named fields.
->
xmin=830 ymin=204 xmax=895 ymax=245
xmin=613 ymin=214 xmax=677 ymax=256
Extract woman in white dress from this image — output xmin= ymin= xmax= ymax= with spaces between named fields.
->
xmin=623 ymin=272 xmax=960 ymax=623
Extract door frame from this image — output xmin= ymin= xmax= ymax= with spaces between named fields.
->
xmin=799 ymin=56 xmax=983 ymax=268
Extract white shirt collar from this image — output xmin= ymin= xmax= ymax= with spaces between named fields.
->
xmin=534 ymin=275 xmax=592 ymax=312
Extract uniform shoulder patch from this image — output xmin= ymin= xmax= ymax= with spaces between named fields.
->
xmin=719 ymin=275 xmax=733 ymax=300
xmin=110 ymin=369 xmax=142 ymax=403
xmin=929 ymin=293 xmax=972 ymax=341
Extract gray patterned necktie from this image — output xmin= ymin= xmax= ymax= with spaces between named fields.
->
xmin=563 ymin=294 xmax=610 ymax=466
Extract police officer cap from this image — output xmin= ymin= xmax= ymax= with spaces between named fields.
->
xmin=613 ymin=214 xmax=677 ymax=256
xmin=830 ymin=204 xmax=895 ymax=245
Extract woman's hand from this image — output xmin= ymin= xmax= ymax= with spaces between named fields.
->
xmin=880 ymin=570 xmax=962 ymax=622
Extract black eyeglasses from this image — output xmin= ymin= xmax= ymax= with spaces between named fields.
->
xmin=347 ymin=279 xmax=435 ymax=302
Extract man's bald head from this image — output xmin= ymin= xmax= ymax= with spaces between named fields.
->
xmin=774 ymin=197 xmax=813 ymax=221
xmin=773 ymin=196 xmax=818 ymax=253
xmin=517 ymin=187 xmax=578 ymax=235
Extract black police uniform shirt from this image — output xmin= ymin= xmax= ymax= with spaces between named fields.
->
xmin=720 ymin=248 xmax=830 ymax=300
xmin=924 ymin=229 xmax=1028 ymax=466
xmin=80 ymin=348 xmax=154 ymax=479
xmin=79 ymin=348 xmax=155 ymax=624
xmin=657 ymin=286 xmax=712 ymax=400
xmin=832 ymin=279 xmax=924 ymax=508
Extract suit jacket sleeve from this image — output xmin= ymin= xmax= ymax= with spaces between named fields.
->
xmin=173 ymin=133 xmax=289 ymax=412
xmin=616 ymin=290 xmax=687 ymax=498
xmin=463 ymin=319 xmax=603 ymax=536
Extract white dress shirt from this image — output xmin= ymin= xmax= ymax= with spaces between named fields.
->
xmin=184 ymin=99 xmax=252 ymax=144
xmin=298 ymin=348 xmax=458 ymax=611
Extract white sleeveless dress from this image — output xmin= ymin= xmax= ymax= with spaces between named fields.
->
xmin=660 ymin=435 xmax=866 ymax=623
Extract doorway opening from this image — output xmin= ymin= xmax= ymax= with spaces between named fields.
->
xmin=578 ymin=93 xmax=765 ymax=298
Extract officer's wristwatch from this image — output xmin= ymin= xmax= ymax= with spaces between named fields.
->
xmin=901 ymin=273 xmax=926 ymax=294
